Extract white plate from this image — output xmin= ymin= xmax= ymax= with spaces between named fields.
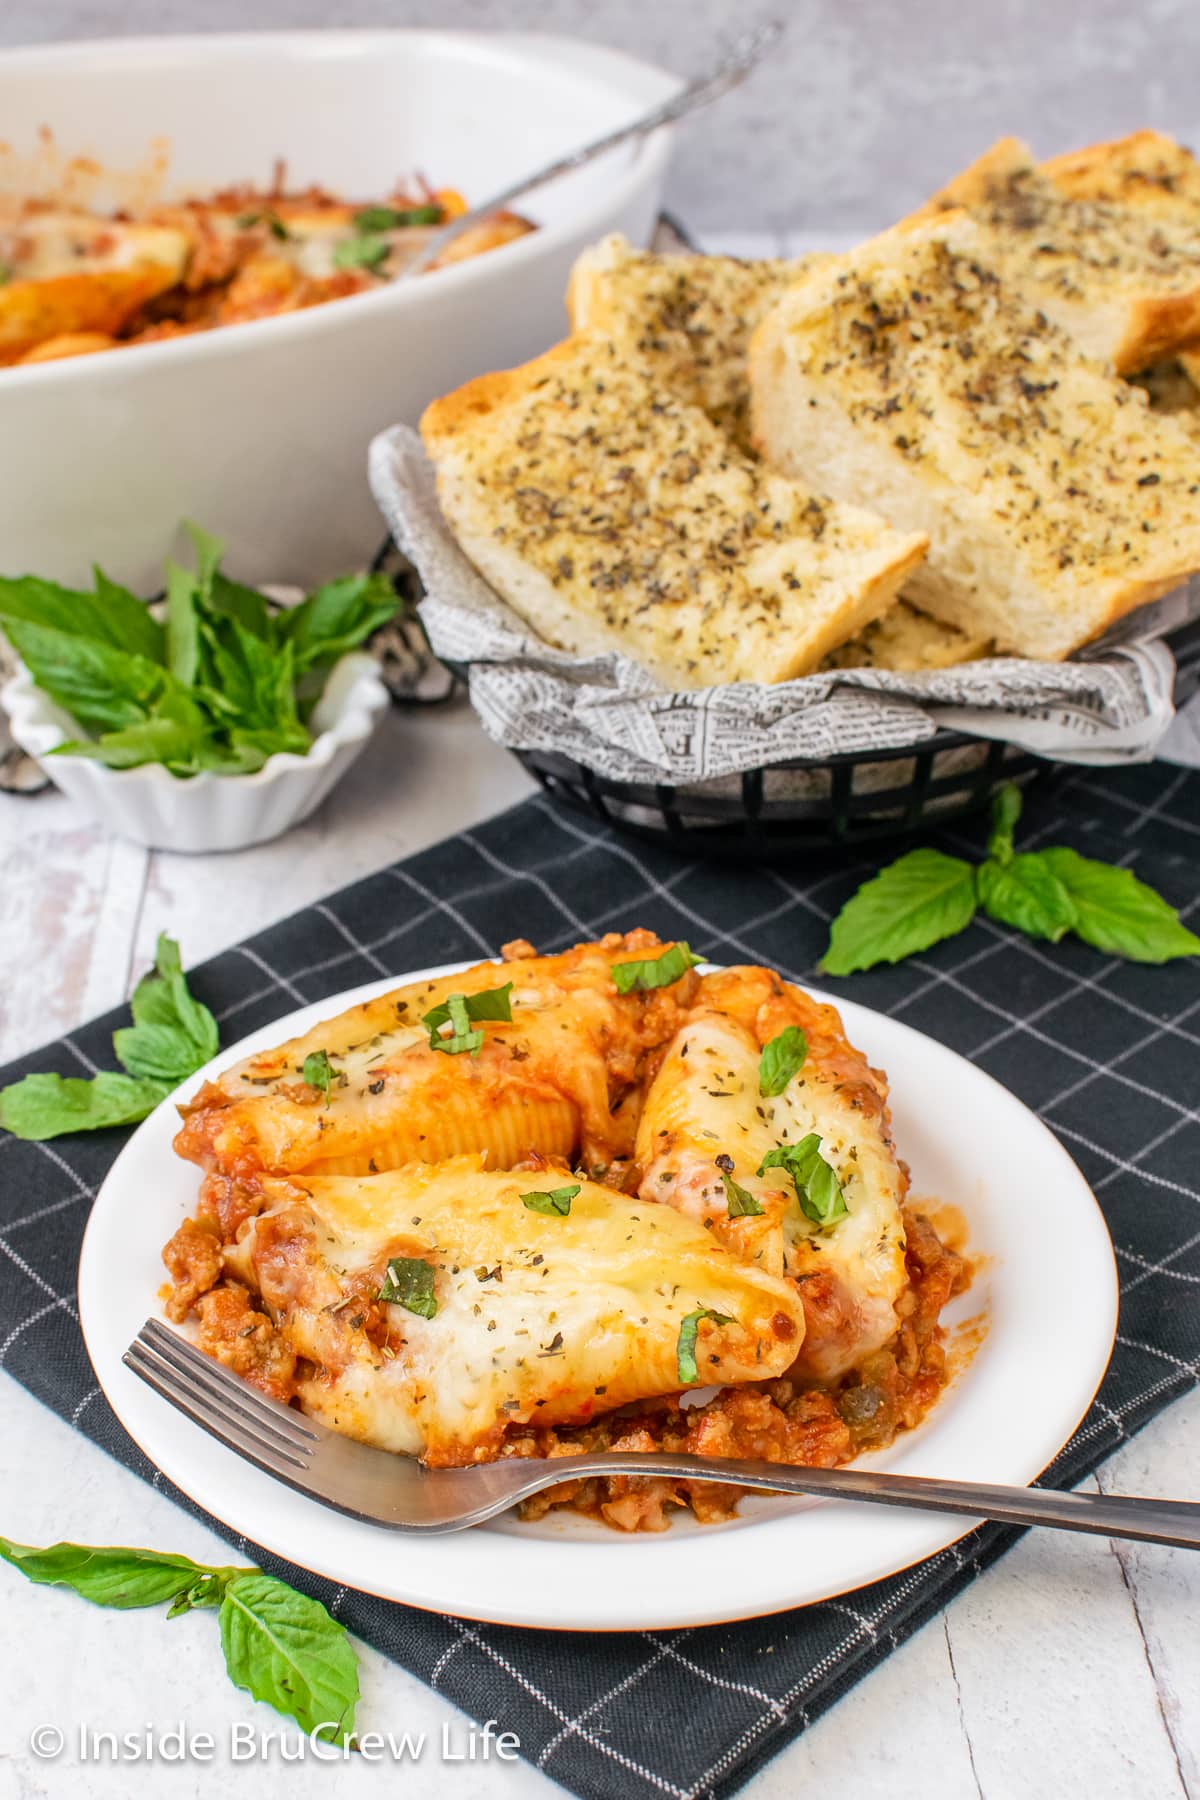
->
xmin=79 ymin=963 xmax=1118 ymax=1631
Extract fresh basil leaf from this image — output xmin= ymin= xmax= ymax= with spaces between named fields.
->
xmin=520 ymin=1184 xmax=580 ymax=1216
xmin=146 ymin=934 xmax=220 ymax=1065
xmin=217 ymin=1573 xmax=359 ymax=1744
xmin=302 ymin=1050 xmax=334 ymax=1102
xmin=611 ymin=942 xmax=703 ymax=994
xmin=0 ymin=1070 xmax=167 ymax=1139
xmin=205 ymin=572 xmax=274 ymax=641
xmin=714 ymin=1153 xmax=763 ymax=1217
xmin=164 ymin=561 xmax=200 ymax=687
xmin=1038 ymin=847 xmax=1200 ymax=963
xmin=986 ymin=782 xmax=1023 ymax=866
xmin=54 ymin=716 xmax=208 ymax=772
xmin=978 ymin=852 xmax=1076 ymax=943
xmin=0 ymin=572 xmax=162 ymax=662
xmin=277 ymin=572 xmax=400 ymax=676
xmin=758 ymin=1134 xmax=848 ymax=1231
xmin=166 ymin=1571 xmax=228 ymax=1617
xmin=353 ymin=204 xmax=443 ymax=230
xmin=182 ymin=521 xmax=223 ymax=600
xmin=758 ymin=1026 xmax=808 ymax=1097
xmin=191 ymin=739 xmax=272 ymax=775
xmin=0 ymin=616 xmax=165 ymax=733
xmin=332 ymin=233 xmax=390 ymax=273
xmin=378 ymin=1255 xmax=438 ymax=1317
xmin=422 ymin=984 xmax=513 ymax=1054
xmin=676 ymin=1307 xmax=735 ymax=1385
xmin=91 ymin=569 xmax=166 ymax=662
xmin=821 ymin=849 xmax=978 ymax=976
xmin=112 ymin=1021 xmax=206 ymax=1083
xmin=0 ymin=1538 xmax=215 ymax=1609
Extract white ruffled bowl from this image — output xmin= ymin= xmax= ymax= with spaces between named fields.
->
xmin=1 ymin=651 xmax=389 ymax=853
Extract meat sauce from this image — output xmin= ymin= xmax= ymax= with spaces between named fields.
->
xmin=163 ymin=1200 xmax=969 ymax=1532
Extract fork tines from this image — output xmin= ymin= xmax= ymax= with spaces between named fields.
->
xmin=123 ymin=1318 xmax=319 ymax=1476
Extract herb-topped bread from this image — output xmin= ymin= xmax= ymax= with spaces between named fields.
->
xmin=749 ymin=216 xmax=1200 ymax=659
xmin=1041 ymin=130 xmax=1200 ymax=217
xmin=821 ymin=602 xmax=991 ymax=672
xmin=567 ymin=234 xmax=822 ymax=450
xmin=902 ymin=137 xmax=1200 ymax=372
xmin=420 ymin=334 xmax=928 ymax=690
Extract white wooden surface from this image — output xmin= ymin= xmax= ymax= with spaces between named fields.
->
xmin=1 ymin=225 xmax=1198 ymax=1800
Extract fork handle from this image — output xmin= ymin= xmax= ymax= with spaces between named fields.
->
xmin=560 ymin=1456 xmax=1200 ymax=1550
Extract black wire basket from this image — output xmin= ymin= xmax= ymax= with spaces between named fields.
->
xmin=512 ymin=734 xmax=1050 ymax=860
xmin=371 ymin=531 xmax=1200 ymax=863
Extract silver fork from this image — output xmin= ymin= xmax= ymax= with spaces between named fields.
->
xmin=125 ymin=1320 xmax=1200 ymax=1546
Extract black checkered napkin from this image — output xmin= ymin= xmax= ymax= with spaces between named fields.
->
xmin=1 ymin=764 xmax=1198 ymax=1800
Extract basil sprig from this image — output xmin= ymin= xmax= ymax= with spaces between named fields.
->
xmin=332 ymin=233 xmax=391 ymax=274
xmin=0 ymin=933 xmax=216 ymax=1141
xmin=0 ymin=1536 xmax=358 ymax=1743
xmin=0 ymin=523 xmax=399 ymax=778
xmin=758 ymin=1134 xmax=848 ymax=1231
xmin=714 ymin=1153 xmax=763 ymax=1217
xmin=520 ymin=1184 xmax=580 ymax=1216
xmin=378 ymin=1255 xmax=438 ymax=1318
xmin=676 ymin=1307 xmax=735 ymax=1385
xmin=758 ymin=1026 xmax=808 ymax=1097
xmin=821 ymin=785 xmax=1200 ymax=974
xmin=422 ymin=983 xmax=513 ymax=1056
xmin=611 ymin=942 xmax=703 ymax=994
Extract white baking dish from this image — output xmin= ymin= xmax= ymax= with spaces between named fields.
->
xmin=0 ymin=31 xmax=677 ymax=591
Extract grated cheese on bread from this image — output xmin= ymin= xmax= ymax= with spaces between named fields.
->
xmin=420 ymin=334 xmax=928 ymax=691
xmin=749 ymin=215 xmax=1200 ymax=659
xmin=567 ymin=234 xmax=823 ymax=450
xmin=900 ymin=137 xmax=1200 ymax=372
xmin=821 ymin=602 xmax=992 ymax=672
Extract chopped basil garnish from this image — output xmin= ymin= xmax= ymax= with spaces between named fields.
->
xmin=332 ymin=233 xmax=390 ymax=274
xmin=422 ymin=983 xmax=513 ymax=1056
xmin=676 ymin=1307 xmax=734 ymax=1385
xmin=377 ymin=1256 xmax=437 ymax=1318
xmin=301 ymin=1050 xmax=333 ymax=1103
xmin=611 ymin=942 xmax=703 ymax=995
xmin=714 ymin=1153 xmax=762 ymax=1217
xmin=520 ymin=1184 xmax=580 ymax=1217
xmin=236 ymin=210 xmax=291 ymax=240
xmin=352 ymin=204 xmax=444 ymax=231
xmin=758 ymin=1026 xmax=808 ymax=1097
xmin=0 ymin=260 xmax=12 ymax=286
xmin=758 ymin=1134 xmax=848 ymax=1231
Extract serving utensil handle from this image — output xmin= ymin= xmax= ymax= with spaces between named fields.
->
xmin=403 ymin=21 xmax=782 ymax=277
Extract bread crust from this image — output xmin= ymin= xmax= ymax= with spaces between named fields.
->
xmin=897 ymin=137 xmax=1200 ymax=373
xmin=1042 ymin=130 xmax=1200 ymax=215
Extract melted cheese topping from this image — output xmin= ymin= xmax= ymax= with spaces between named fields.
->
xmin=229 ymin=1157 xmax=805 ymax=1461
xmin=175 ymin=936 xmax=695 ymax=1179
xmin=635 ymin=971 xmax=908 ymax=1378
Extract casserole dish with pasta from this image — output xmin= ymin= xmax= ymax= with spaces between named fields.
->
xmin=164 ymin=931 xmax=971 ymax=1531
